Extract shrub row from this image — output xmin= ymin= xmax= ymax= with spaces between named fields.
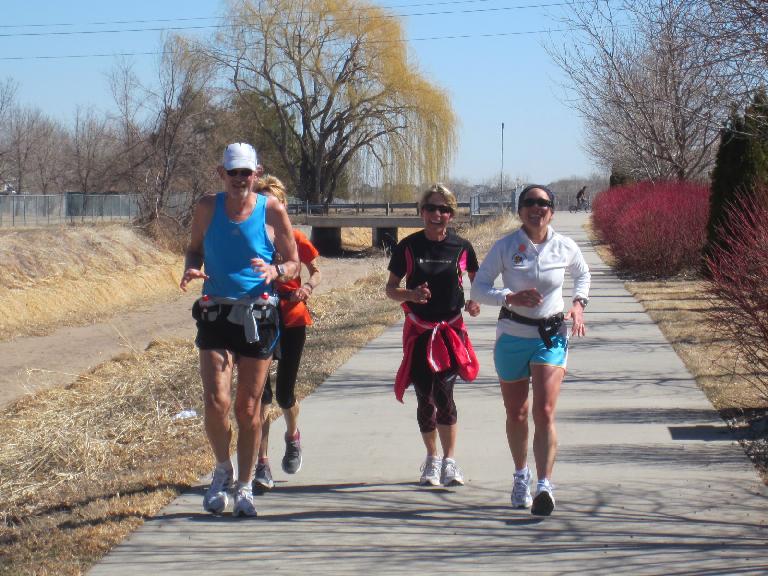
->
xmin=592 ymin=181 xmax=710 ymax=277
xmin=705 ymin=194 xmax=768 ymax=400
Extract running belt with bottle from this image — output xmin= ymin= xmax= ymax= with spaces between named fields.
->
xmin=200 ymin=192 xmax=278 ymax=343
xmin=471 ymin=226 xmax=591 ymax=343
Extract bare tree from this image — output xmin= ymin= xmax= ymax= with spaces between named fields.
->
xmin=0 ymin=78 xmax=19 ymax=190
xmin=704 ymin=1 xmax=768 ymax=93
xmin=209 ymin=0 xmax=456 ymax=203
xmin=67 ymin=107 xmax=115 ymax=194
xmin=28 ymin=116 xmax=68 ymax=194
xmin=4 ymin=106 xmax=49 ymax=194
xmin=552 ymin=0 xmax=735 ymax=181
xmin=110 ymin=37 xmax=219 ymax=224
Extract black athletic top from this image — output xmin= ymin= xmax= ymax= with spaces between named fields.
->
xmin=388 ymin=230 xmax=479 ymax=322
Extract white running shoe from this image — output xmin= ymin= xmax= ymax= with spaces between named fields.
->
xmin=233 ymin=486 xmax=258 ymax=517
xmin=419 ymin=456 xmax=442 ymax=486
xmin=440 ymin=458 xmax=465 ymax=486
xmin=531 ymin=480 xmax=555 ymax=516
xmin=203 ymin=465 xmax=233 ymax=514
xmin=511 ymin=467 xmax=533 ymax=509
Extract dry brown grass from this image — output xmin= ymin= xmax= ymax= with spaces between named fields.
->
xmin=0 ymin=216 xmax=518 ymax=575
xmin=0 ymin=225 xmax=182 ymax=342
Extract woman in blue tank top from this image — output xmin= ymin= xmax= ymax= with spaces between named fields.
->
xmin=180 ymin=142 xmax=299 ymax=518
xmin=202 ymin=191 xmax=275 ymax=298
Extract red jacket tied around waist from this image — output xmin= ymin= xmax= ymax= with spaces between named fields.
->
xmin=394 ymin=311 xmax=479 ymax=403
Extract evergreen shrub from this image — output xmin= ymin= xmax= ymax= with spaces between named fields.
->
xmin=706 ymin=89 xmax=768 ymax=258
xmin=592 ymin=181 xmax=710 ymax=277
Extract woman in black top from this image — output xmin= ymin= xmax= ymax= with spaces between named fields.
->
xmin=385 ymin=184 xmax=480 ymax=487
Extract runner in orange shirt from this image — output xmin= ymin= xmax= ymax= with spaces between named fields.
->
xmin=253 ymin=176 xmax=321 ymax=490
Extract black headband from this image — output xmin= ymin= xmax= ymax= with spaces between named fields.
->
xmin=518 ymin=185 xmax=555 ymax=211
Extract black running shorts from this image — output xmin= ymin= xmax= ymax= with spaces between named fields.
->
xmin=193 ymin=301 xmax=280 ymax=359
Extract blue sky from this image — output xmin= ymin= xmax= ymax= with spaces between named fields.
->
xmin=0 ymin=0 xmax=599 ymax=184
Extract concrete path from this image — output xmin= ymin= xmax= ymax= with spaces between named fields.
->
xmin=90 ymin=212 xmax=767 ymax=575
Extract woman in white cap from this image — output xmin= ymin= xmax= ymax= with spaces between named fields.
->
xmin=471 ymin=184 xmax=590 ymax=516
xmin=180 ymin=142 xmax=299 ymax=517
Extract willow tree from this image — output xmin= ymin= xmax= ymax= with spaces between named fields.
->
xmin=211 ymin=0 xmax=455 ymax=203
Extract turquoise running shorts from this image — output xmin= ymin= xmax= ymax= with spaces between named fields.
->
xmin=493 ymin=333 xmax=568 ymax=382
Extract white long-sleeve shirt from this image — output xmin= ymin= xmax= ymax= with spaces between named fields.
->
xmin=470 ymin=226 xmax=591 ymax=339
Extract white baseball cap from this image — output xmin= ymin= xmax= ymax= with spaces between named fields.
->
xmin=222 ymin=142 xmax=258 ymax=170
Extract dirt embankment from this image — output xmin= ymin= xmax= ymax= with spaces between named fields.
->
xmin=0 ymin=225 xmax=387 ymax=409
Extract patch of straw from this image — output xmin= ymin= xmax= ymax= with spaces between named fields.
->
xmin=0 ymin=225 xmax=182 ymax=342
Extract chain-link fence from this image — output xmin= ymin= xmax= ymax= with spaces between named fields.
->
xmin=0 ymin=194 xmax=140 ymax=227
xmin=470 ymin=187 xmax=521 ymax=216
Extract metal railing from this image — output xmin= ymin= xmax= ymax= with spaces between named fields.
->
xmin=0 ymin=193 xmax=140 ymax=227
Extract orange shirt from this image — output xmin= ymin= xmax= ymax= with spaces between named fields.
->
xmin=277 ymin=230 xmax=319 ymax=328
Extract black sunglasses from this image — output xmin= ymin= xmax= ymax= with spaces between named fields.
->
xmin=422 ymin=203 xmax=453 ymax=215
xmin=226 ymin=168 xmax=254 ymax=178
xmin=521 ymin=197 xmax=553 ymax=208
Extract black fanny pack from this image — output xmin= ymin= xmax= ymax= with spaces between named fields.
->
xmin=498 ymin=308 xmax=564 ymax=349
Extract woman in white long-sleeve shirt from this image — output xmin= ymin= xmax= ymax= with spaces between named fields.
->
xmin=471 ymin=184 xmax=590 ymax=516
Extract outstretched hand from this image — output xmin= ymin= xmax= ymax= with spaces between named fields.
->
xmin=565 ymin=305 xmax=587 ymax=337
xmin=251 ymin=257 xmax=277 ymax=284
xmin=180 ymin=268 xmax=208 ymax=292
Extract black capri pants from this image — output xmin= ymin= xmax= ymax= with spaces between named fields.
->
xmin=262 ymin=325 xmax=307 ymax=409
xmin=410 ymin=329 xmax=459 ymax=433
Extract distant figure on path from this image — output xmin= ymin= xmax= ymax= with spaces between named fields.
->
xmin=180 ymin=143 xmax=299 ymax=517
xmin=253 ymin=176 xmax=321 ymax=491
xmin=385 ymin=183 xmax=481 ymax=488
xmin=575 ymin=186 xmax=587 ymax=210
xmin=471 ymin=184 xmax=591 ymax=516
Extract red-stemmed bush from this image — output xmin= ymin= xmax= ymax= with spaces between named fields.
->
xmin=592 ymin=181 xmax=710 ymax=277
xmin=706 ymin=194 xmax=768 ymax=401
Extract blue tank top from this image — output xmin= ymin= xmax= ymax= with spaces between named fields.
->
xmin=202 ymin=192 xmax=275 ymax=298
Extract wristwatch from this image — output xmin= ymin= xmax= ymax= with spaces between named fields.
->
xmin=573 ymin=297 xmax=589 ymax=308
xmin=276 ymin=264 xmax=286 ymax=278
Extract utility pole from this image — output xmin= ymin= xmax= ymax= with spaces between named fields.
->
xmin=500 ymin=121 xmax=505 ymax=211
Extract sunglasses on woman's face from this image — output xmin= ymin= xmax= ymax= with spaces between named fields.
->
xmin=226 ymin=168 xmax=254 ymax=178
xmin=521 ymin=197 xmax=553 ymax=208
xmin=422 ymin=203 xmax=453 ymax=215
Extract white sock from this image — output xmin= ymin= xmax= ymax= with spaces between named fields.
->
xmin=216 ymin=459 xmax=233 ymax=471
xmin=515 ymin=466 xmax=529 ymax=476
xmin=236 ymin=481 xmax=251 ymax=492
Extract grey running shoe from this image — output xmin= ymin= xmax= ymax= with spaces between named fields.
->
xmin=203 ymin=465 xmax=233 ymax=514
xmin=440 ymin=457 xmax=465 ymax=486
xmin=419 ymin=456 xmax=442 ymax=486
xmin=282 ymin=430 xmax=302 ymax=474
xmin=233 ymin=486 xmax=258 ymax=517
xmin=511 ymin=467 xmax=533 ymax=509
xmin=531 ymin=480 xmax=555 ymax=516
xmin=253 ymin=460 xmax=274 ymax=491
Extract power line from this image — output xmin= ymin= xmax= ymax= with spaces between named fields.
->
xmin=0 ymin=26 xmax=567 ymax=61
xmin=0 ymin=0 xmax=578 ymax=29
xmin=0 ymin=1 xmax=575 ymax=38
